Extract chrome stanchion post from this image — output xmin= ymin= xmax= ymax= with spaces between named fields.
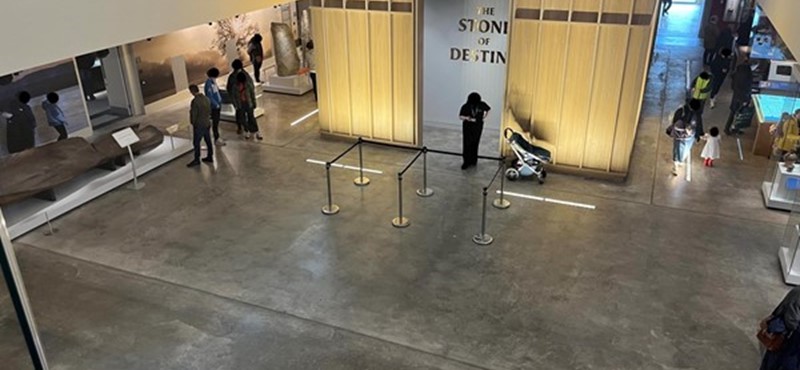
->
xmin=416 ymin=147 xmax=434 ymax=197
xmin=322 ymin=163 xmax=340 ymax=215
xmin=473 ymin=187 xmax=494 ymax=245
xmin=392 ymin=174 xmax=410 ymax=228
xmin=354 ymin=138 xmax=370 ymax=186
xmin=493 ymin=162 xmax=510 ymax=209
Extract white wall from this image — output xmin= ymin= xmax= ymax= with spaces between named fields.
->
xmin=0 ymin=0 xmax=284 ymax=76
xmin=423 ymin=0 xmax=510 ymax=129
xmin=757 ymin=0 xmax=800 ymax=60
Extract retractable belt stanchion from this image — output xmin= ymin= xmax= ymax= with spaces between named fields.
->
xmin=474 ymin=164 xmax=504 ymax=245
xmin=416 ymin=147 xmax=434 ymax=197
xmin=393 ymin=149 xmax=423 ymax=228
xmin=493 ymin=161 xmax=510 ymax=209
xmin=321 ymin=163 xmax=340 ymax=215
xmin=354 ymin=138 xmax=370 ymax=186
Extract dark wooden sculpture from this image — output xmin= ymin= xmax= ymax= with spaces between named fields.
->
xmin=0 ymin=125 xmax=165 ymax=206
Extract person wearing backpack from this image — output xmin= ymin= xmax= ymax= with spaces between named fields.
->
xmin=760 ymin=287 xmax=800 ymax=370
xmin=667 ymin=99 xmax=701 ymax=176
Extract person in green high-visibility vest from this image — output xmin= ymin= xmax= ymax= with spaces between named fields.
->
xmin=690 ymin=69 xmax=713 ymax=139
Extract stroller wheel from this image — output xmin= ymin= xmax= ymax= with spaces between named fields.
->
xmin=538 ymin=170 xmax=547 ymax=185
xmin=505 ymin=168 xmax=520 ymax=181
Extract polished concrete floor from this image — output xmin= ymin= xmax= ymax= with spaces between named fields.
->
xmin=0 ymin=4 xmax=793 ymax=369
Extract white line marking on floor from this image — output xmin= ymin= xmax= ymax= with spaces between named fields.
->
xmin=497 ymin=190 xmax=596 ymax=210
xmin=290 ymin=109 xmax=319 ymax=126
xmin=306 ymin=159 xmax=384 ymax=174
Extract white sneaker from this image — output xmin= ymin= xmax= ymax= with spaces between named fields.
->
xmin=244 ymin=133 xmax=251 ymax=140
xmin=709 ymin=98 xmax=716 ymax=109
xmin=215 ymin=138 xmax=227 ymax=146
xmin=672 ymin=163 xmax=679 ymax=176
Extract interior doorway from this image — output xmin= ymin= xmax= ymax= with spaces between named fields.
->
xmin=77 ymin=47 xmax=143 ymax=129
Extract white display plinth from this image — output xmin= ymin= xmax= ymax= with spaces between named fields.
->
xmin=3 ymin=136 xmax=192 ymax=239
xmin=219 ymin=104 xmax=265 ymax=123
xmin=262 ymin=74 xmax=312 ymax=95
xmin=762 ymin=163 xmax=800 ymax=211
xmin=780 ymin=246 xmax=800 ymax=285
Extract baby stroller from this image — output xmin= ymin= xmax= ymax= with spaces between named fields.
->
xmin=503 ymin=128 xmax=551 ymax=184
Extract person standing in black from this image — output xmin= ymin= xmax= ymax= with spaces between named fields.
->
xmin=187 ymin=84 xmax=214 ymax=167
xmin=6 ymin=91 xmax=37 ymax=153
xmin=661 ymin=0 xmax=672 ymax=15
xmin=709 ymin=48 xmax=734 ymax=109
xmin=458 ymin=92 xmax=490 ymax=170
xmin=725 ymin=62 xmax=754 ymax=134
xmin=247 ymin=34 xmax=265 ymax=83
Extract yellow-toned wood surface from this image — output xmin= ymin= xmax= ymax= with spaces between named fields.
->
xmin=583 ymin=26 xmax=629 ymax=170
xmin=633 ymin=0 xmax=657 ymax=14
xmin=516 ymin=0 xmax=543 ymax=8
xmin=347 ymin=11 xmax=372 ymax=137
xmin=311 ymin=8 xmax=331 ymax=132
xmin=506 ymin=20 xmax=539 ymax=130
xmin=311 ymin=6 xmax=417 ymax=145
xmin=324 ymin=9 xmax=352 ymax=135
xmin=573 ymin=0 xmax=600 ymax=12
xmin=542 ymin=0 xmax=571 ymax=11
xmin=557 ymin=24 xmax=597 ymax=167
xmin=611 ymin=26 xmax=650 ymax=172
xmin=392 ymin=13 xmax=415 ymax=144
xmin=369 ymin=12 xmax=394 ymax=141
xmin=603 ymin=0 xmax=634 ymax=13
xmin=531 ymin=23 xmax=568 ymax=155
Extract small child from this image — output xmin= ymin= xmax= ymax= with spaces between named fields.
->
xmin=701 ymin=127 xmax=721 ymax=167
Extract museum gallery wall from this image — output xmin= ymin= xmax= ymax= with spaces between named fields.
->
xmin=504 ymin=0 xmax=658 ymax=175
xmin=311 ymin=0 xmax=417 ymax=146
xmin=133 ymin=3 xmax=298 ymax=104
xmin=0 ymin=60 xmax=91 ymax=156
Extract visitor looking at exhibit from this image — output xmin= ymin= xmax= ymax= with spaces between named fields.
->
xmin=42 ymin=92 xmax=69 ymax=141
xmin=226 ymin=59 xmax=263 ymax=141
xmin=458 ymin=92 xmax=490 ymax=170
xmin=187 ymin=84 xmax=214 ymax=168
xmin=5 ymin=91 xmax=37 ymax=154
xmin=204 ymin=68 xmax=226 ymax=147
xmin=248 ymin=34 xmax=265 ymax=83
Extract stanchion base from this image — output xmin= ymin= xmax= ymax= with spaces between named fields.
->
xmin=127 ymin=182 xmax=146 ymax=191
xmin=392 ymin=217 xmax=410 ymax=228
xmin=43 ymin=228 xmax=59 ymax=236
xmin=416 ymin=188 xmax=434 ymax=198
xmin=492 ymin=199 xmax=511 ymax=209
xmin=354 ymin=177 xmax=371 ymax=186
xmin=472 ymin=234 xmax=494 ymax=245
xmin=322 ymin=205 xmax=340 ymax=215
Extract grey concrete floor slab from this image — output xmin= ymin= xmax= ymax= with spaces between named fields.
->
xmin=0 ymin=3 xmax=793 ymax=370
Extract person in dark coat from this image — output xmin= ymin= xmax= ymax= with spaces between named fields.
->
xmin=187 ymin=84 xmax=213 ymax=167
xmin=709 ymin=48 xmax=735 ymax=109
xmin=247 ymin=34 xmax=265 ymax=83
xmin=6 ymin=91 xmax=37 ymax=153
xmin=702 ymin=16 xmax=721 ymax=66
xmin=760 ymin=287 xmax=800 ymax=370
xmin=458 ymin=92 xmax=491 ymax=170
xmin=716 ymin=24 xmax=735 ymax=56
xmin=661 ymin=0 xmax=672 ymax=15
xmin=725 ymin=63 xmax=754 ymax=135
xmin=226 ymin=59 xmax=258 ymax=137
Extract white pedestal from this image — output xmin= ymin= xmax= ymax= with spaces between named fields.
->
xmin=262 ymin=74 xmax=312 ymax=95
xmin=780 ymin=246 xmax=800 ymax=285
xmin=762 ymin=163 xmax=800 ymax=210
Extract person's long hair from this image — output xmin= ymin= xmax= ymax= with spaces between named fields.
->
xmin=466 ymin=92 xmax=481 ymax=106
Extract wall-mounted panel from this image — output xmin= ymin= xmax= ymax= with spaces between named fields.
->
xmin=603 ymin=0 xmax=633 ymax=13
xmin=323 ymin=9 xmax=352 ymax=135
xmin=611 ymin=27 xmax=650 ymax=172
xmin=311 ymin=8 xmax=332 ymax=131
xmin=392 ymin=13 xmax=415 ymax=144
xmin=531 ymin=23 xmax=568 ymax=155
xmin=507 ymin=20 xmax=539 ymax=128
xmin=369 ymin=12 xmax=394 ymax=141
xmin=557 ymin=24 xmax=597 ymax=167
xmin=347 ymin=11 xmax=372 ymax=137
xmin=583 ymin=26 xmax=629 ymax=170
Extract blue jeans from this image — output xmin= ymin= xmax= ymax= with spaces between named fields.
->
xmin=673 ymin=138 xmax=694 ymax=163
xmin=193 ymin=125 xmax=213 ymax=161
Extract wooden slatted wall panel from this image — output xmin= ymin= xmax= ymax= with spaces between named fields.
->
xmin=311 ymin=8 xmax=331 ymax=132
xmin=369 ymin=12 xmax=394 ymax=141
xmin=324 ymin=9 xmax=352 ymax=135
xmin=603 ymin=0 xmax=633 ymax=13
xmin=583 ymin=26 xmax=629 ymax=170
xmin=392 ymin=13 xmax=415 ymax=144
xmin=610 ymin=27 xmax=650 ymax=172
xmin=543 ymin=0 xmax=570 ymax=11
xmin=532 ymin=23 xmax=568 ymax=160
xmin=633 ymin=0 xmax=656 ymax=14
xmin=557 ymin=24 xmax=598 ymax=167
xmin=517 ymin=0 xmax=542 ymax=8
xmin=573 ymin=0 xmax=600 ymax=12
xmin=347 ymin=11 xmax=372 ymax=137
xmin=506 ymin=20 xmax=539 ymax=129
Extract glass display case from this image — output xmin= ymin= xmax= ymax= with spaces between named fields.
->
xmin=779 ymin=178 xmax=800 ymax=285
xmin=762 ymin=154 xmax=800 ymax=211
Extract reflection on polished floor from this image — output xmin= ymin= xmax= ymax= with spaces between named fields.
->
xmin=0 ymin=4 xmax=791 ymax=370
